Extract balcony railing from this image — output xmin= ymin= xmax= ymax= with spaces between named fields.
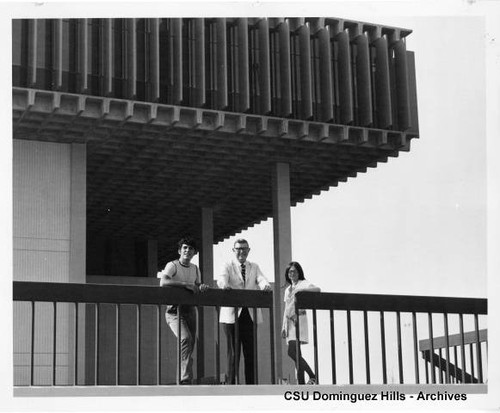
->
xmin=13 ymin=281 xmax=275 ymax=386
xmin=294 ymin=291 xmax=487 ymax=385
xmin=14 ymin=281 xmax=487 ymax=388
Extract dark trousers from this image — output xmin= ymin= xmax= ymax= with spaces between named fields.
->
xmin=222 ymin=308 xmax=255 ymax=384
xmin=287 ymin=340 xmax=315 ymax=384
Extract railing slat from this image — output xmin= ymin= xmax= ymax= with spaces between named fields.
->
xmin=428 ymin=313 xmax=435 ymax=384
xmin=116 ymin=304 xmax=120 ymax=385
xmin=453 ymin=345 xmax=458 ymax=383
xmin=347 ymin=310 xmax=353 ymax=384
xmin=444 ymin=313 xmax=450 ymax=383
xmin=329 ymin=310 xmax=336 ymax=384
xmin=469 ymin=343 xmax=475 ymax=383
xmin=380 ymin=311 xmax=387 ymax=384
xmin=215 ymin=306 xmax=220 ymax=384
xmin=269 ymin=307 xmax=276 ymax=384
xmin=412 ymin=312 xmax=419 ymax=384
xmin=459 ymin=313 xmax=466 ymax=383
xmin=157 ymin=305 xmax=161 ymax=385
xmin=363 ymin=310 xmax=370 ymax=384
xmin=438 ymin=348 xmax=443 ymax=383
xmin=95 ymin=303 xmax=99 ymax=385
xmin=176 ymin=305 xmax=181 ymax=385
xmin=74 ymin=302 xmax=78 ymax=386
xmin=295 ymin=305 xmax=301 ymax=383
xmin=474 ymin=314 xmax=483 ymax=383
xmin=137 ymin=304 xmax=141 ymax=385
xmin=52 ymin=302 xmax=57 ymax=386
xmin=397 ymin=311 xmax=403 ymax=383
xmin=312 ymin=309 xmax=319 ymax=383
xmin=234 ymin=306 xmax=239 ymax=384
xmin=253 ymin=307 xmax=258 ymax=384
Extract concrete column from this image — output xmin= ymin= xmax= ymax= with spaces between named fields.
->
xmin=69 ymin=143 xmax=87 ymax=385
xmin=69 ymin=143 xmax=86 ymax=284
xmin=272 ymin=162 xmax=292 ymax=382
xmin=199 ymin=207 xmax=215 ymax=381
xmin=147 ymin=240 xmax=158 ymax=277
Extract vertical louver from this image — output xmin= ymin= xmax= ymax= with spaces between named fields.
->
xmin=12 ymin=17 xmax=417 ymax=133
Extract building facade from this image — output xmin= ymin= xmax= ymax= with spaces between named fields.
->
xmin=12 ymin=17 xmax=419 ymax=386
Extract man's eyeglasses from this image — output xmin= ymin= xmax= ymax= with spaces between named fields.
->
xmin=234 ymin=247 xmax=249 ymax=251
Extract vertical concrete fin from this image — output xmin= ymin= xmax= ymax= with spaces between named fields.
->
xmin=394 ymin=39 xmax=411 ymax=131
xmin=299 ymin=24 xmax=313 ymax=120
xmin=355 ymin=33 xmax=373 ymax=127
xmin=150 ymin=18 xmax=161 ymax=102
xmin=258 ymin=19 xmax=271 ymax=115
xmin=216 ymin=18 xmax=228 ymax=109
xmin=195 ymin=19 xmax=206 ymax=107
xmin=172 ymin=18 xmax=183 ymax=104
xmin=279 ymin=20 xmax=292 ymax=117
xmin=127 ymin=19 xmax=138 ymax=99
xmin=318 ymin=27 xmax=334 ymax=122
xmin=337 ymin=30 xmax=354 ymax=124
xmin=374 ymin=35 xmax=393 ymax=128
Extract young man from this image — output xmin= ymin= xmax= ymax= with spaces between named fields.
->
xmin=217 ymin=239 xmax=272 ymax=384
xmin=158 ymin=237 xmax=209 ymax=385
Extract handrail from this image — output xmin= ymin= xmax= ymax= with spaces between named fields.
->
xmin=13 ymin=281 xmax=273 ymax=308
xmin=294 ymin=290 xmax=487 ymax=315
xmin=13 ymin=281 xmax=275 ymax=386
xmin=419 ymin=329 xmax=487 ymax=351
xmin=293 ymin=290 xmax=487 ymax=386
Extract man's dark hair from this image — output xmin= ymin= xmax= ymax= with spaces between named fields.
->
xmin=177 ymin=237 xmax=198 ymax=252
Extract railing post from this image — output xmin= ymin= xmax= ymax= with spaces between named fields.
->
xmin=363 ymin=311 xmax=370 ymax=384
xmin=329 ymin=310 xmax=337 ymax=385
xmin=412 ymin=312 xmax=419 ymax=384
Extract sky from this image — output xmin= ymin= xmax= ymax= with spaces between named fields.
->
xmin=1 ymin=0 xmax=499 ymax=411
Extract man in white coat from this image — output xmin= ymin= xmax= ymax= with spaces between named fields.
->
xmin=217 ymin=239 xmax=272 ymax=384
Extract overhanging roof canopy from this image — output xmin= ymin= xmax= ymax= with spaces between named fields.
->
xmin=13 ymin=87 xmax=418 ymax=261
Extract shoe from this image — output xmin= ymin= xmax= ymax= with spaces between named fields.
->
xmin=307 ymin=378 xmax=317 ymax=385
xmin=180 ymin=379 xmax=191 ymax=385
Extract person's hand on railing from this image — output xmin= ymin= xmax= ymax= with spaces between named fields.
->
xmin=262 ymin=285 xmax=272 ymax=292
xmin=281 ymin=328 xmax=288 ymax=339
xmin=198 ymin=283 xmax=209 ymax=293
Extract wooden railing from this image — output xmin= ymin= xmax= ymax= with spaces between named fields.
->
xmin=13 ymin=281 xmax=275 ymax=386
xmin=294 ymin=291 xmax=487 ymax=385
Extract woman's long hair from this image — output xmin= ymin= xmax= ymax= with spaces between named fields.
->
xmin=283 ymin=261 xmax=306 ymax=287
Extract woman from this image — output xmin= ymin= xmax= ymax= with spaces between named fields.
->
xmin=281 ymin=261 xmax=320 ymax=385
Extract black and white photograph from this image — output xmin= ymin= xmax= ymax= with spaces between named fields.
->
xmin=2 ymin=0 xmax=499 ymax=411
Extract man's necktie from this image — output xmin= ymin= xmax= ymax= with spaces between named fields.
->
xmin=241 ymin=263 xmax=246 ymax=284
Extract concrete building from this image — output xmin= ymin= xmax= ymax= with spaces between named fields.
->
xmin=12 ymin=17 xmax=423 ymax=388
